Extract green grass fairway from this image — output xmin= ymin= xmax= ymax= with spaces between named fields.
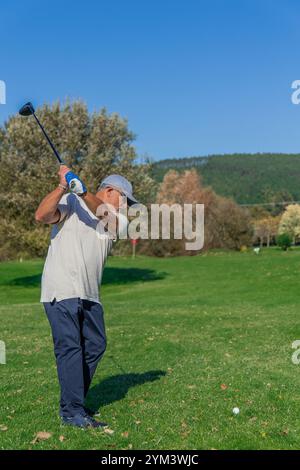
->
xmin=1 ymin=250 xmax=300 ymax=449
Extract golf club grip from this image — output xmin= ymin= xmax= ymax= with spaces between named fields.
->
xmin=33 ymin=114 xmax=64 ymax=164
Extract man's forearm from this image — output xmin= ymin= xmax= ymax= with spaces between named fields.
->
xmin=35 ymin=186 xmax=66 ymax=224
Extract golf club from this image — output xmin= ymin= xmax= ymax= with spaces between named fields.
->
xmin=19 ymin=102 xmax=64 ymax=165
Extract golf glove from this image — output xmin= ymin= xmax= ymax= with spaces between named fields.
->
xmin=65 ymin=171 xmax=87 ymax=196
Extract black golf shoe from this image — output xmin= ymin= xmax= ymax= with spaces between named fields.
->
xmin=62 ymin=414 xmax=107 ymax=428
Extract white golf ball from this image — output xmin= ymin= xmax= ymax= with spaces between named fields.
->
xmin=232 ymin=407 xmax=240 ymax=415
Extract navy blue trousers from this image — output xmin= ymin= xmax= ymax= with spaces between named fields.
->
xmin=43 ymin=298 xmax=106 ymax=418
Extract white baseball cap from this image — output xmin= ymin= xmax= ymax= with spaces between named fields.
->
xmin=98 ymin=174 xmax=138 ymax=205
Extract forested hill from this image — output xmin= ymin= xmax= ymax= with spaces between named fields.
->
xmin=152 ymin=153 xmax=300 ymax=204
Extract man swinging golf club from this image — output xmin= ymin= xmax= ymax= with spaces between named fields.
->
xmin=36 ymin=167 xmax=137 ymax=428
xmin=19 ymin=102 xmax=137 ymax=428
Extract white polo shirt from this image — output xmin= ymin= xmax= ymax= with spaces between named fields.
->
xmin=40 ymin=193 xmax=112 ymax=304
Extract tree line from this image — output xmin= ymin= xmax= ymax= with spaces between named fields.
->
xmin=1 ymin=102 xmax=299 ymax=259
xmin=152 ymin=153 xmax=300 ymax=206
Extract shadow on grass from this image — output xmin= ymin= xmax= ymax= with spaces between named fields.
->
xmin=3 ymin=267 xmax=167 ymax=288
xmin=87 ymin=369 xmax=166 ymax=409
xmin=103 ymin=267 xmax=167 ymax=284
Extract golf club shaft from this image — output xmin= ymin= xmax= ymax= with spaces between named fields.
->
xmin=33 ymin=113 xmax=64 ymax=164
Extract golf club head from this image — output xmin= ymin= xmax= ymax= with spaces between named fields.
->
xmin=19 ymin=102 xmax=35 ymax=116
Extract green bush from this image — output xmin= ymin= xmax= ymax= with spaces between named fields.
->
xmin=276 ymin=233 xmax=292 ymax=251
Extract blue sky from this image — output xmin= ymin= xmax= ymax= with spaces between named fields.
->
xmin=0 ymin=0 xmax=300 ymax=160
